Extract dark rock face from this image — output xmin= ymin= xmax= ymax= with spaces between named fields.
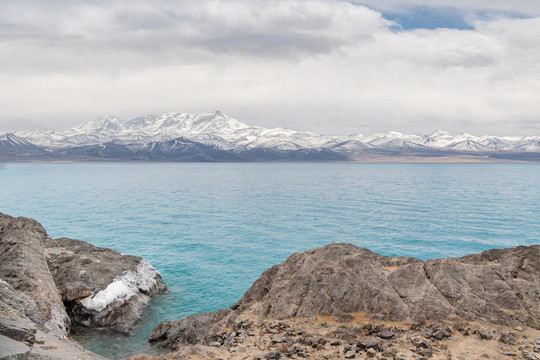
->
xmin=150 ymin=243 xmax=540 ymax=349
xmin=0 ymin=279 xmax=39 ymax=344
xmin=46 ymin=237 xmax=167 ymax=334
xmin=0 ymin=212 xmax=167 ymax=359
xmin=0 ymin=214 xmax=70 ymax=338
xmin=237 ymin=245 xmax=419 ymax=321
xmin=149 ymin=310 xmax=231 ymax=349
xmin=424 ymin=247 xmax=540 ymax=327
xmin=236 ymin=244 xmax=539 ymax=327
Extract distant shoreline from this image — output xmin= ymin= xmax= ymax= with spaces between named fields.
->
xmin=1 ymin=155 xmax=538 ymax=163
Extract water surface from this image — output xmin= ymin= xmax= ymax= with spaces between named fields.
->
xmin=1 ymin=162 xmax=538 ymax=358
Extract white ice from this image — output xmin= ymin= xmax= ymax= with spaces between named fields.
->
xmin=80 ymin=280 xmax=129 ymax=312
xmin=80 ymin=259 xmax=160 ymax=313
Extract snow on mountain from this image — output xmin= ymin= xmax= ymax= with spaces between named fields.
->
xmin=513 ymin=137 xmax=540 ymax=152
xmin=0 ymin=133 xmax=48 ymax=155
xmin=422 ymin=130 xmax=456 ymax=147
xmin=13 ymin=111 xmax=331 ymax=151
xmin=446 ymin=139 xmax=492 ymax=152
xmin=10 ymin=111 xmax=540 ymax=156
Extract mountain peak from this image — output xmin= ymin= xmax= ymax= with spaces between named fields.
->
xmin=426 ymin=130 xmax=451 ymax=138
xmin=7 ymin=112 xmax=539 ymax=161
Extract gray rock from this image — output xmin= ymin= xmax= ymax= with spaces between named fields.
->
xmin=475 ymin=330 xmax=494 ymax=340
xmin=431 ymin=328 xmax=452 ymax=340
xmin=149 ymin=309 xmax=231 ymax=349
xmin=46 ymin=237 xmax=167 ymax=334
xmin=500 ymin=332 xmax=519 ymax=345
xmin=366 ymin=347 xmax=377 ymax=357
xmin=424 ymin=246 xmax=540 ymax=328
xmin=377 ymin=329 xmax=397 ymax=339
xmin=0 ymin=214 xmax=70 ymax=338
xmin=1 ymin=213 xmax=167 ymax=338
xmin=0 ymin=313 xmax=36 ymax=345
xmin=271 ymin=335 xmax=284 ymax=343
xmin=266 ymin=351 xmax=281 ymax=359
xmin=242 ymin=243 xmax=539 ymax=327
xmin=1 ymin=212 xmax=167 ymax=359
xmin=0 ymin=280 xmax=38 ymax=344
xmin=0 ymin=334 xmax=30 ymax=360
xmin=28 ymin=330 xmax=107 ymax=360
xmin=237 ymin=245 xmax=412 ymax=321
xmin=358 ymin=339 xmax=380 ymax=350
xmin=150 ymin=243 xmax=540 ymax=349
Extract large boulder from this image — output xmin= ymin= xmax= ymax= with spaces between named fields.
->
xmin=0 ymin=212 xmax=167 ymax=359
xmin=150 ymin=243 xmax=540 ymax=349
xmin=46 ymin=237 xmax=167 ymax=334
xmin=0 ymin=213 xmax=70 ymax=338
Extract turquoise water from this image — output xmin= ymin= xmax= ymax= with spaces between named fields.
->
xmin=1 ymin=162 xmax=539 ymax=358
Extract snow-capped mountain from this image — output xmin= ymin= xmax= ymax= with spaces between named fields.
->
xmin=3 ymin=111 xmax=540 ymax=161
xmin=13 ymin=111 xmax=332 ymax=151
xmin=0 ymin=133 xmax=47 ymax=156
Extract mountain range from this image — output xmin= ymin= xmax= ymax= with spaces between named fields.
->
xmin=1 ymin=111 xmax=539 ymax=161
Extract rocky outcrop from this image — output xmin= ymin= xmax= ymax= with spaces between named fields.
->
xmin=0 ymin=214 xmax=70 ymax=338
xmin=46 ymin=237 xmax=167 ymax=334
xmin=0 ymin=278 xmax=41 ymax=345
xmin=150 ymin=243 xmax=540 ymax=350
xmin=0 ymin=213 xmax=166 ymax=358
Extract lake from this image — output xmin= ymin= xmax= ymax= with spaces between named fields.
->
xmin=1 ymin=162 xmax=539 ymax=358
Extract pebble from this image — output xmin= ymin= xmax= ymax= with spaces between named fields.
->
xmin=366 ymin=348 xmax=377 ymax=357
xmin=377 ymin=329 xmax=397 ymax=339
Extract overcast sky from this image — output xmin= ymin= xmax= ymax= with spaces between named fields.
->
xmin=1 ymin=0 xmax=539 ymax=136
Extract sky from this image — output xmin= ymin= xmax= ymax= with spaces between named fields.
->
xmin=1 ymin=0 xmax=539 ymax=136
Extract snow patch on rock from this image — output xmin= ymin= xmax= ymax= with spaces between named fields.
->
xmin=80 ymin=260 xmax=160 ymax=312
xmin=81 ymin=281 xmax=129 ymax=312
xmin=120 ymin=259 xmax=159 ymax=294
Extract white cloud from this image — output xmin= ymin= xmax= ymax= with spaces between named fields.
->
xmin=354 ymin=0 xmax=540 ymax=16
xmin=0 ymin=0 xmax=539 ymax=136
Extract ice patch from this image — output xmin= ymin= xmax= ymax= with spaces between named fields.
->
xmin=81 ymin=281 xmax=129 ymax=312
xmin=120 ymin=259 xmax=158 ymax=294
xmin=80 ymin=259 xmax=160 ymax=312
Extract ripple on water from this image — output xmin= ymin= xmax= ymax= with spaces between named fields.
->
xmin=0 ymin=162 xmax=539 ymax=359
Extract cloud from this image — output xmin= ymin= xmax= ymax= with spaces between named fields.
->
xmin=0 ymin=0 xmax=390 ymax=74
xmin=0 ymin=0 xmax=539 ymax=136
xmin=354 ymin=0 xmax=540 ymax=17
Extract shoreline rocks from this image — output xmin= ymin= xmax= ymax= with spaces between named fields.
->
xmin=46 ymin=237 xmax=167 ymax=334
xmin=231 ymin=243 xmax=539 ymax=327
xmin=0 ymin=214 xmax=70 ymax=339
xmin=135 ymin=313 xmax=540 ymax=360
xmin=147 ymin=243 xmax=539 ymax=359
xmin=2 ymin=212 xmax=539 ymax=360
xmin=0 ymin=213 xmax=167 ymax=359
